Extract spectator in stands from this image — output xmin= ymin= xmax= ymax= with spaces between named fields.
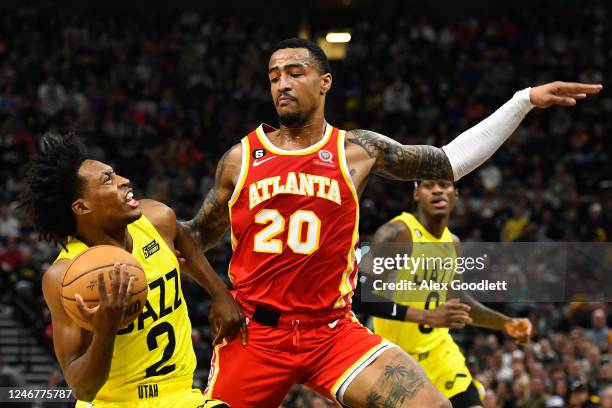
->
xmin=37 ymin=75 xmax=66 ymax=119
xmin=601 ymin=386 xmax=612 ymax=408
xmin=502 ymin=204 xmax=529 ymax=242
xmin=545 ymin=395 xmax=564 ymax=408
xmin=525 ymin=376 xmax=549 ymax=408
xmin=0 ymin=235 xmax=22 ymax=273
xmin=0 ymin=206 xmax=20 ymax=237
xmin=587 ymin=308 xmax=610 ymax=351
xmin=566 ymin=380 xmax=596 ymax=408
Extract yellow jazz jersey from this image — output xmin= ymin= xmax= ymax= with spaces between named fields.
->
xmin=55 ymin=215 xmax=197 ymax=403
xmin=373 ymin=212 xmax=457 ymax=354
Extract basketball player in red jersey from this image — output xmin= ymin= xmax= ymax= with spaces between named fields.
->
xmin=184 ymin=38 xmax=601 ymax=407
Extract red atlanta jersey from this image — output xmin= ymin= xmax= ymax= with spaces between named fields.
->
xmin=228 ymin=124 xmax=359 ymax=312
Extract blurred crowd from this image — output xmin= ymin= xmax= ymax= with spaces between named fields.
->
xmin=0 ymin=2 xmax=611 ymax=407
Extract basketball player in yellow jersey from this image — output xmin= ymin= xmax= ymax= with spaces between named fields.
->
xmin=365 ymin=180 xmax=532 ymax=408
xmin=20 ymin=133 xmax=244 ymax=407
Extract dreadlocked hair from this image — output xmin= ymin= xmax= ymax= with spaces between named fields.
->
xmin=19 ymin=132 xmax=88 ymax=248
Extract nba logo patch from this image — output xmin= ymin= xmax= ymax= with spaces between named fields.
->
xmin=414 ymin=229 xmax=423 ymax=238
xmin=318 ymin=150 xmax=333 ymax=162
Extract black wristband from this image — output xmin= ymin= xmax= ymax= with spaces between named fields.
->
xmin=359 ymin=301 xmax=408 ymax=321
xmin=352 ymin=275 xmax=409 ymax=321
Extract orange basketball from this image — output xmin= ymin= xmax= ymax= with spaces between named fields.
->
xmin=60 ymin=245 xmax=148 ymax=332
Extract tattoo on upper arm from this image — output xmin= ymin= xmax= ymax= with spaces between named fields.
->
xmin=375 ymin=223 xmax=404 ymax=244
xmin=365 ymin=353 xmax=426 ymax=407
xmin=184 ymin=149 xmax=233 ymax=250
xmin=349 ymin=129 xmax=453 ymax=181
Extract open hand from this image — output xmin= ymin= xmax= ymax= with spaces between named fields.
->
xmin=504 ymin=318 xmax=532 ymax=344
xmin=530 ymin=81 xmax=602 ymax=108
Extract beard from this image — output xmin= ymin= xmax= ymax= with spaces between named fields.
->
xmin=278 ymin=110 xmax=305 ymax=127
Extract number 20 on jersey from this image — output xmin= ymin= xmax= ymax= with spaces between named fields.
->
xmin=253 ymin=209 xmax=321 ymax=255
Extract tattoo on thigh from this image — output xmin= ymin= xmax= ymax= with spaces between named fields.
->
xmin=366 ymin=391 xmax=383 ymax=408
xmin=365 ymin=355 xmax=426 ymax=408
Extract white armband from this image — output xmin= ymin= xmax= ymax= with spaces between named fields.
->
xmin=442 ymin=88 xmax=535 ymax=181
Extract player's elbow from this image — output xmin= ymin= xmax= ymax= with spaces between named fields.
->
xmin=71 ymin=384 xmax=102 ymax=403
xmin=180 ymin=218 xmax=197 ymax=235
xmin=66 ymin=372 xmax=108 ymax=402
xmin=73 ymin=389 xmax=95 ymax=403
xmin=179 ymin=219 xmax=204 ymax=247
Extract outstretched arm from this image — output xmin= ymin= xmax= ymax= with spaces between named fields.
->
xmin=348 ymin=130 xmax=454 ymax=181
xmin=457 ymin=288 xmax=530 ymax=343
xmin=458 ymin=289 xmax=510 ymax=331
xmin=182 ymin=143 xmax=242 ymax=251
xmin=347 ymin=82 xmax=602 ymax=182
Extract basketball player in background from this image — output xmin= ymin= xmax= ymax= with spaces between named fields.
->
xmin=20 ymin=134 xmax=243 ymax=407
xmin=354 ymin=179 xmax=531 ymax=408
xmin=184 ymin=37 xmax=599 ymax=407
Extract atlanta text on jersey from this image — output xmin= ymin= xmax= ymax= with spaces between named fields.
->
xmin=249 ymin=172 xmax=341 ymax=209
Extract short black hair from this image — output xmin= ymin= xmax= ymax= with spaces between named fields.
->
xmin=20 ymin=133 xmax=88 ymax=247
xmin=271 ymin=37 xmax=331 ymax=74
xmin=414 ymin=180 xmax=456 ymax=188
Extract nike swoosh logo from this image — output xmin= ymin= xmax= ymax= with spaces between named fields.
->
xmin=252 ymin=156 xmax=277 ymax=167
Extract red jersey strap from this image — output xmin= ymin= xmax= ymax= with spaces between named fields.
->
xmin=249 ymin=123 xmax=337 ymax=156
xmin=228 ymin=135 xmax=251 ymax=209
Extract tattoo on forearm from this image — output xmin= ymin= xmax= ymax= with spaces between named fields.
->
xmin=349 ymin=129 xmax=453 ymax=181
xmin=365 ymin=353 xmax=426 ymax=407
xmin=184 ymin=149 xmax=232 ymax=251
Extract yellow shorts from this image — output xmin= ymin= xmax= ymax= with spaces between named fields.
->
xmin=75 ymin=389 xmax=228 ymax=408
xmin=409 ymin=335 xmax=473 ymax=399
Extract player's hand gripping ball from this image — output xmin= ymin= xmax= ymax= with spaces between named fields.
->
xmin=60 ymin=245 xmax=148 ymax=332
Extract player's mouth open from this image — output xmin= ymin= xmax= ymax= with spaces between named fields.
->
xmin=126 ymin=190 xmax=140 ymax=208
xmin=431 ymin=197 xmax=447 ymax=209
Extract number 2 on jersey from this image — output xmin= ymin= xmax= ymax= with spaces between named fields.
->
xmin=254 ymin=209 xmax=321 ymax=255
xmin=145 ymin=322 xmax=176 ymax=378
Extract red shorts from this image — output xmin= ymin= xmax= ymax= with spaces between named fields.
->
xmin=204 ymin=308 xmax=392 ymax=407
